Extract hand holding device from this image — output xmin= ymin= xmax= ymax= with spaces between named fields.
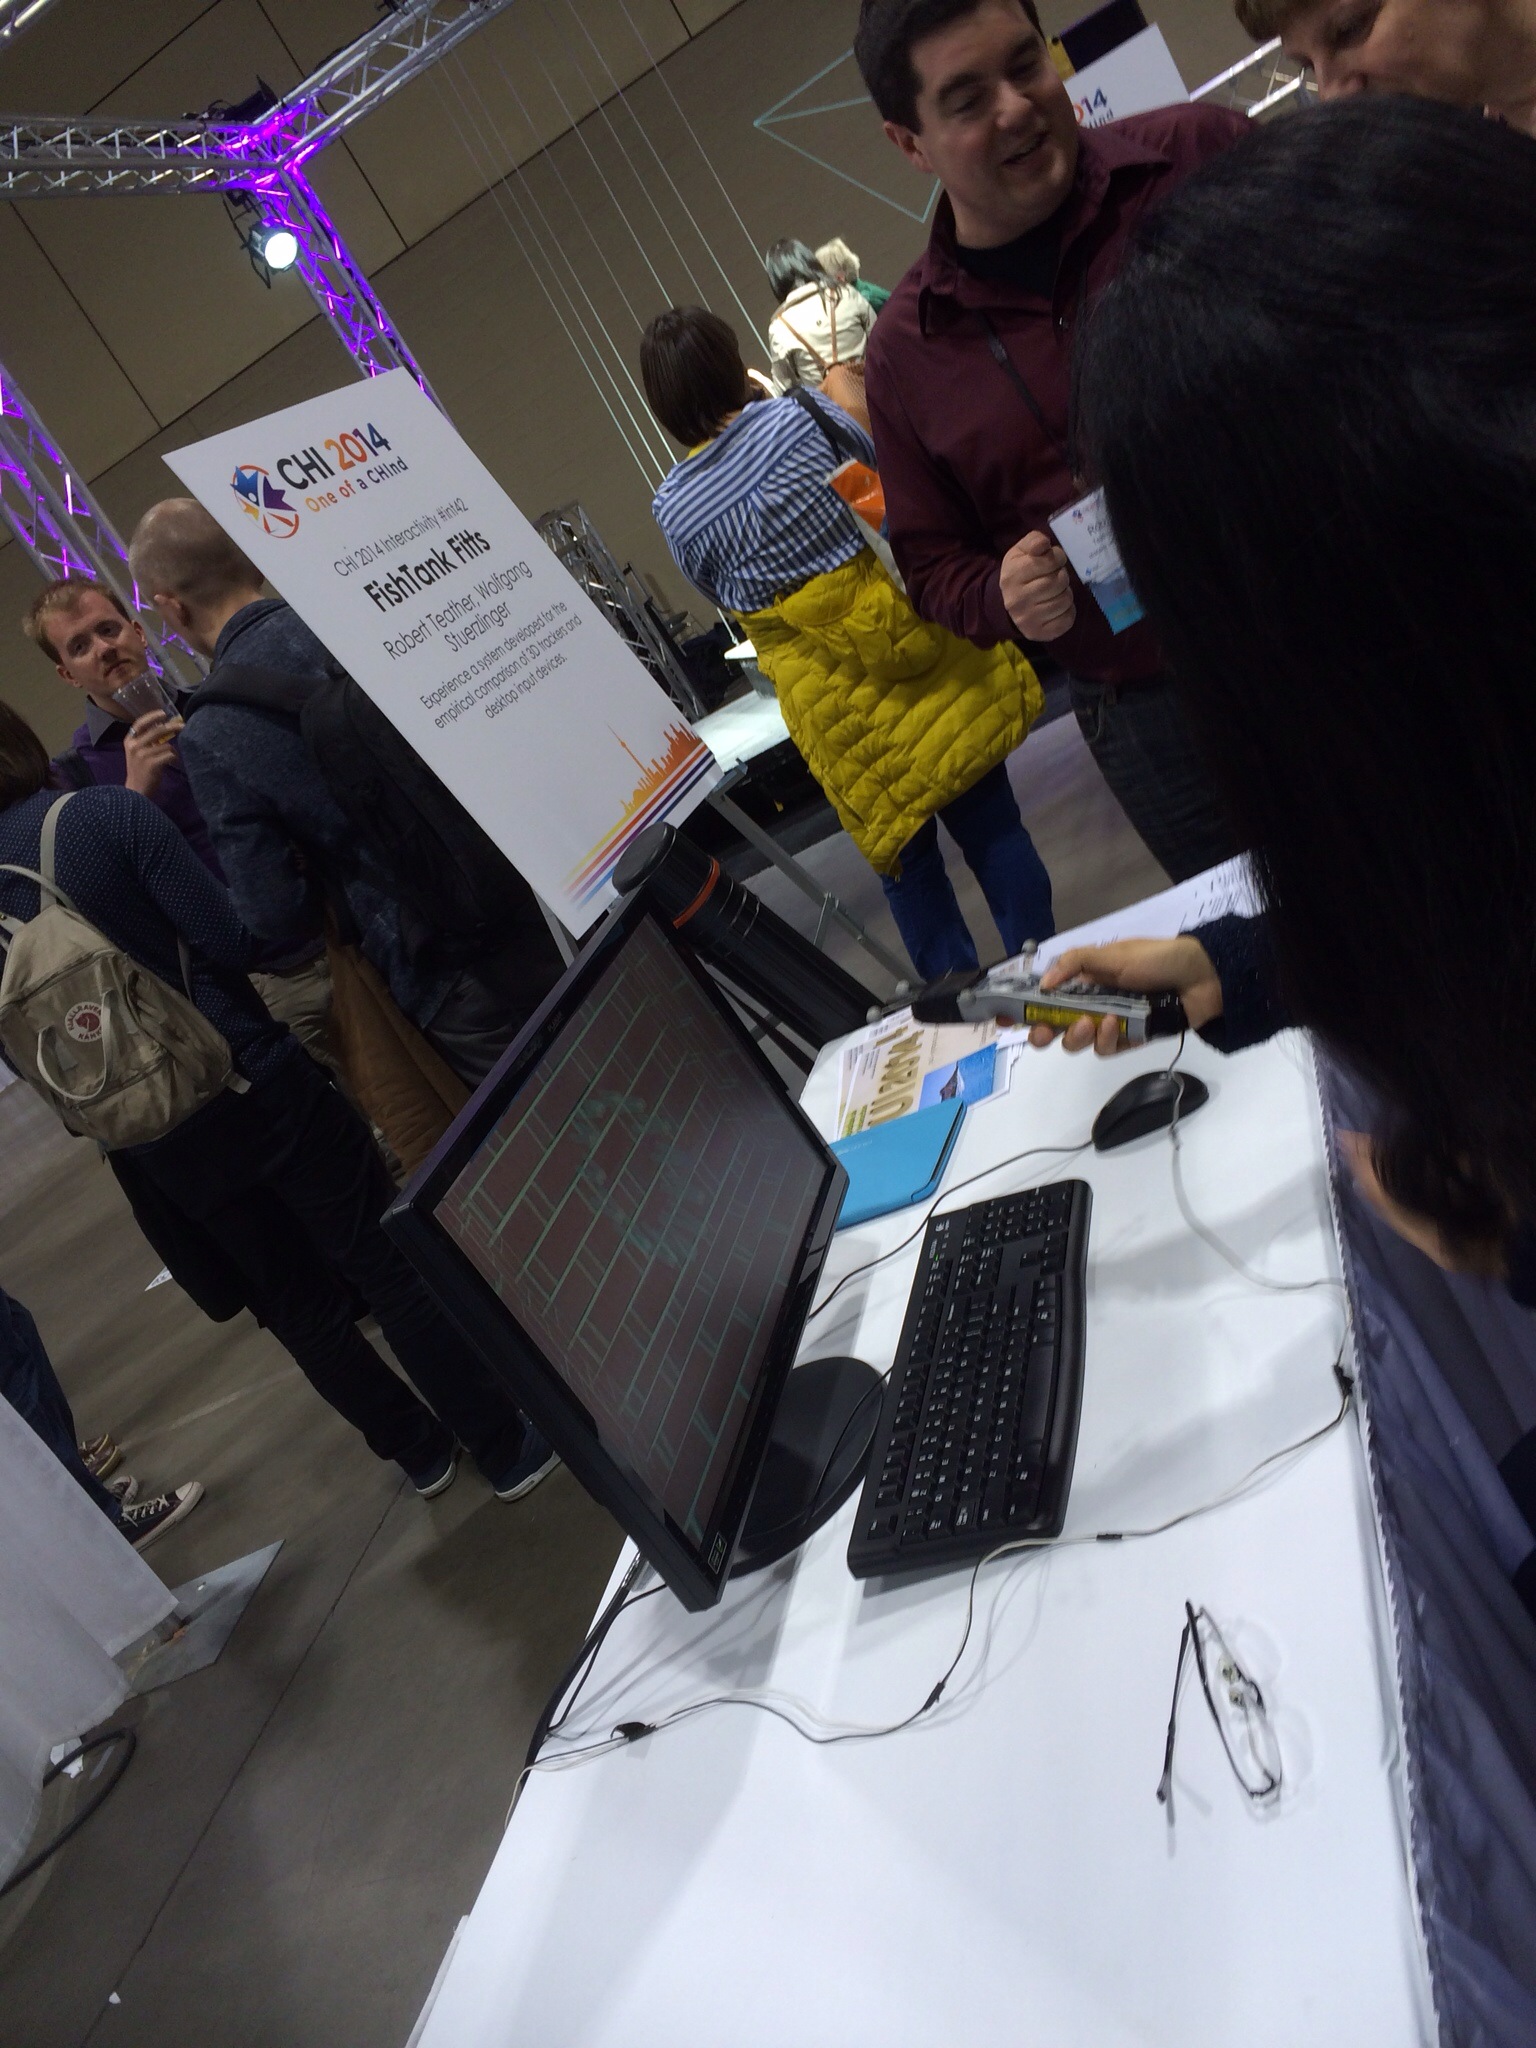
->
xmin=1030 ymin=937 xmax=1225 ymax=1054
xmin=905 ymin=943 xmax=1189 ymax=1047
xmin=999 ymin=530 xmax=1075 ymax=642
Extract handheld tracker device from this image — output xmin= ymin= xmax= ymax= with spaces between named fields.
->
xmin=902 ymin=946 xmax=1189 ymax=1047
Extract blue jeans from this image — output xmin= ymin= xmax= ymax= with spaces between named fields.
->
xmin=0 ymin=1286 xmax=119 ymax=1520
xmin=880 ymin=762 xmax=1055 ymax=982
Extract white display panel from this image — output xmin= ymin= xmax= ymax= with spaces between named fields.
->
xmin=166 ymin=371 xmax=717 ymax=932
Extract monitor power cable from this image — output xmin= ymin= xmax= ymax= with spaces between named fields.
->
xmin=511 ymin=1349 xmax=1354 ymax=1811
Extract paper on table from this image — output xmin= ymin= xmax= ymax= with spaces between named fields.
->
xmin=1035 ymin=856 xmax=1260 ymax=972
xmin=835 ymin=1019 xmax=1000 ymax=1138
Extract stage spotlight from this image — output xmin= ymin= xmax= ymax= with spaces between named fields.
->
xmin=251 ymin=225 xmax=299 ymax=272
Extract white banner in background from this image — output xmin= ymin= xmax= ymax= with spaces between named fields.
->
xmin=165 ymin=370 xmax=717 ymax=932
xmin=1067 ymin=25 xmax=1189 ymax=129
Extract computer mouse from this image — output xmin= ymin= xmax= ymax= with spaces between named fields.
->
xmin=1091 ymin=1069 xmax=1210 ymax=1152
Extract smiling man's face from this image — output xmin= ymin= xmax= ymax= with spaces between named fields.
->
xmin=50 ymin=589 xmax=150 ymax=710
xmin=884 ymin=0 xmax=1080 ymax=248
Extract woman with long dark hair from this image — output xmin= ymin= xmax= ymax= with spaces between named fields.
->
xmin=1033 ymin=95 xmax=1536 ymax=1289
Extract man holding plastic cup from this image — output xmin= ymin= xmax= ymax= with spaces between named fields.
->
xmin=21 ymin=577 xmax=335 ymax=1060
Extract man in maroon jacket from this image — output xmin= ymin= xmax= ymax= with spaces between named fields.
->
xmin=857 ymin=0 xmax=1248 ymax=882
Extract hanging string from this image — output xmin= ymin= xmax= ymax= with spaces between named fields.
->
xmin=431 ymin=60 xmax=667 ymax=484
xmin=613 ymin=0 xmax=773 ymax=301
xmin=540 ymin=0 xmax=712 ymax=310
xmin=497 ymin=38 xmax=666 ymax=323
xmin=558 ymin=0 xmax=763 ymax=337
xmin=434 ymin=58 xmax=664 ymax=478
xmin=447 ymin=51 xmax=674 ymax=473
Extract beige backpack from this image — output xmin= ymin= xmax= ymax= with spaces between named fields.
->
xmin=0 ymin=792 xmax=247 ymax=1148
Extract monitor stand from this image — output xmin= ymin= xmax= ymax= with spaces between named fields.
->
xmin=731 ymin=1355 xmax=884 ymax=1577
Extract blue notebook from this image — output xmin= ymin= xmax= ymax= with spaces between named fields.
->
xmin=830 ymin=1099 xmax=966 ymax=1230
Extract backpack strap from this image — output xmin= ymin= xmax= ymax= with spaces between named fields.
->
xmin=786 ymin=385 xmax=872 ymax=468
xmin=39 ymin=790 xmax=73 ymax=896
xmin=776 ymin=314 xmax=829 ymax=377
xmin=0 ymin=792 xmax=81 ymax=949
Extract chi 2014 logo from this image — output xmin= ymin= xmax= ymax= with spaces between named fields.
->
xmin=231 ymin=465 xmax=301 ymax=539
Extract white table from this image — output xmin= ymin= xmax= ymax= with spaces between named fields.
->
xmin=415 ymin=1022 xmax=1434 ymax=2047
xmin=692 ymin=687 xmax=789 ymax=776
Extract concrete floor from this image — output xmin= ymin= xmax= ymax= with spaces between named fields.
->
xmin=0 ymin=711 xmax=1161 ymax=2048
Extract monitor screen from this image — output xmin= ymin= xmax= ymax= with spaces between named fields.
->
xmin=385 ymin=902 xmax=847 ymax=1609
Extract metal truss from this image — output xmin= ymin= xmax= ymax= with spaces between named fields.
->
xmin=1191 ymin=37 xmax=1315 ymax=118
xmin=253 ymin=0 xmax=520 ymax=171
xmin=0 ymin=0 xmax=520 ymax=199
xmin=537 ymin=504 xmax=707 ymax=722
xmin=259 ymin=169 xmax=435 ymax=388
xmin=0 ymin=0 xmax=64 ymax=49
xmin=0 ymin=369 xmax=202 ymax=685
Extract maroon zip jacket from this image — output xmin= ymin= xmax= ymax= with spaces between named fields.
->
xmin=865 ymin=105 xmax=1247 ymax=687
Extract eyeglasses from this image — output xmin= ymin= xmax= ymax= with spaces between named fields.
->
xmin=1157 ymin=1601 xmax=1282 ymax=1818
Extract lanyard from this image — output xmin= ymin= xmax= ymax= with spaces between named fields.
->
xmin=975 ymin=262 xmax=1088 ymax=479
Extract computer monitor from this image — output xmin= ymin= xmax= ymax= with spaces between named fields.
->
xmin=384 ymin=898 xmax=873 ymax=1611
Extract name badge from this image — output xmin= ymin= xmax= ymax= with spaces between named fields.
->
xmin=1048 ymin=487 xmax=1145 ymax=636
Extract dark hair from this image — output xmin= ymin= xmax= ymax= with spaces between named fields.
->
xmin=0 ymin=698 xmax=51 ymax=809
xmin=22 ymin=576 xmax=130 ymax=664
xmin=1076 ymin=96 xmax=1536 ymax=1255
xmin=640 ymin=307 xmax=752 ymax=449
xmin=855 ymin=0 xmax=1043 ymax=129
xmin=765 ymin=238 xmax=824 ymax=304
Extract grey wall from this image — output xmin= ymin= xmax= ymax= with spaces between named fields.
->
xmin=0 ymin=0 xmax=1252 ymax=749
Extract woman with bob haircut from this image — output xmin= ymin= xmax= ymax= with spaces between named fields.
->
xmin=641 ymin=304 xmax=1054 ymax=979
xmin=1033 ymin=96 xmax=1536 ymax=1295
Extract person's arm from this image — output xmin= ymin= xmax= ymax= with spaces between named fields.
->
xmin=767 ymin=315 xmax=799 ymax=394
xmin=801 ymin=387 xmax=877 ymax=467
xmin=176 ymin=718 xmax=322 ymax=947
xmin=1028 ymin=915 xmax=1288 ymax=1057
xmin=107 ymin=787 xmax=261 ymax=970
xmin=865 ymin=344 xmax=1019 ymax=648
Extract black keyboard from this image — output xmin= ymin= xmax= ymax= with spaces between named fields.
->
xmin=846 ymin=1180 xmax=1091 ymax=1579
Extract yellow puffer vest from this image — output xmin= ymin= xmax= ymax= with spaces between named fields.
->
xmin=740 ymin=551 xmax=1042 ymax=875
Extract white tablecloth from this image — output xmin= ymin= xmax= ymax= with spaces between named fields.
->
xmin=414 ymin=1017 xmax=1434 ymax=2046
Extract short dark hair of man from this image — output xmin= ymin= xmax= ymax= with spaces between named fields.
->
xmin=855 ymin=0 xmax=1045 ymax=130
xmin=22 ymin=577 xmax=130 ymax=665
xmin=640 ymin=307 xmax=753 ymax=450
xmin=0 ymin=697 xmax=51 ymax=808
xmin=765 ymin=238 xmax=825 ymax=304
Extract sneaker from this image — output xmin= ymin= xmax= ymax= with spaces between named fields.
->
xmin=120 ymin=1482 xmax=204 ymax=1550
xmin=79 ymin=1433 xmax=121 ymax=1481
xmin=104 ymin=1471 xmax=140 ymax=1506
xmin=493 ymin=1429 xmax=560 ymax=1503
xmin=411 ymin=1447 xmax=459 ymax=1499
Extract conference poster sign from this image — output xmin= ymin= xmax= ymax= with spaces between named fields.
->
xmin=165 ymin=369 xmax=717 ymax=932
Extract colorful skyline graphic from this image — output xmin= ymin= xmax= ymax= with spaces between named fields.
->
xmin=565 ymin=721 xmax=716 ymax=906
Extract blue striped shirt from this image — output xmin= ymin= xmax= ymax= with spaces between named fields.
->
xmin=652 ymin=392 xmax=876 ymax=615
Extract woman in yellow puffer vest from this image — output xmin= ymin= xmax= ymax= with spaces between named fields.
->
xmin=641 ymin=307 xmax=1054 ymax=979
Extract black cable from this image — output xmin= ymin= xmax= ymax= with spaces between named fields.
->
xmin=806 ymin=1140 xmax=1092 ymax=1323
xmin=547 ymin=1581 xmax=665 ymax=1741
xmin=0 ymin=1727 xmax=136 ymax=1898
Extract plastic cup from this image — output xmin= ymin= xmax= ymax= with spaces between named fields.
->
xmin=109 ymin=673 xmax=180 ymax=726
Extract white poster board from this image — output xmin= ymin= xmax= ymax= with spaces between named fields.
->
xmin=165 ymin=370 xmax=717 ymax=932
xmin=1068 ymin=24 xmax=1188 ymax=129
